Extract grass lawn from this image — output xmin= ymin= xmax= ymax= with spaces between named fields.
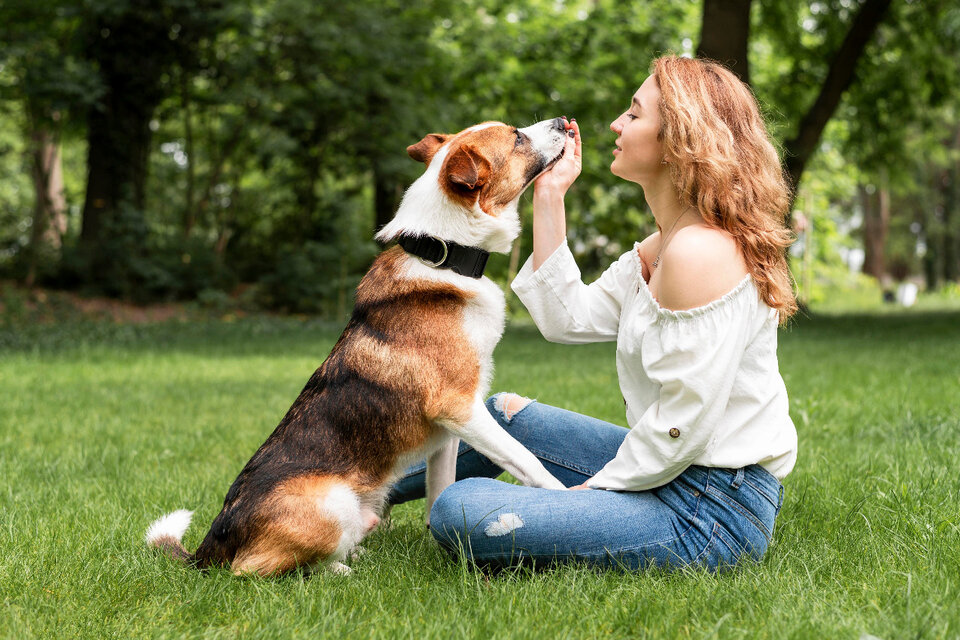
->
xmin=1 ymin=308 xmax=959 ymax=639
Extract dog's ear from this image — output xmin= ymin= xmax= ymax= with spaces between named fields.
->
xmin=407 ymin=133 xmax=450 ymax=165
xmin=444 ymin=145 xmax=490 ymax=192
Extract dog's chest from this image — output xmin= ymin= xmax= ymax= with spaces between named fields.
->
xmin=461 ymin=280 xmax=505 ymax=397
xmin=398 ymin=256 xmax=506 ymax=397
xmin=461 ymin=278 xmax=506 ymax=361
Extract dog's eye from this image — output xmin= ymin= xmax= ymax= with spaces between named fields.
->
xmin=514 ymin=130 xmax=524 ymax=146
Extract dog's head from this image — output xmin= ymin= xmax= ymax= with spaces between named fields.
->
xmin=376 ymin=118 xmax=567 ymax=253
xmin=407 ymin=118 xmax=568 ymax=213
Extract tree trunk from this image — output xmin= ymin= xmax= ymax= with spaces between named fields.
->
xmin=923 ymin=173 xmax=941 ymax=291
xmin=922 ymin=240 xmax=939 ymax=291
xmin=860 ymin=182 xmax=890 ymax=281
xmin=943 ymin=189 xmax=957 ymax=284
xmin=78 ymin=4 xmax=189 ymax=291
xmin=783 ymin=0 xmax=892 ymax=195
xmin=47 ymin=138 xmax=67 ymax=244
xmin=80 ymin=83 xmax=153 ymax=246
xmin=696 ymin=0 xmax=752 ymax=85
xmin=181 ymin=68 xmax=197 ymax=239
xmin=942 ymin=125 xmax=960 ymax=283
xmin=24 ymin=124 xmax=67 ymax=287
xmin=214 ymin=172 xmax=240 ymax=259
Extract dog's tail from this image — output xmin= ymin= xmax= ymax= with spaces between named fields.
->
xmin=145 ymin=509 xmax=194 ymax=563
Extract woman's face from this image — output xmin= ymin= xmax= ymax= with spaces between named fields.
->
xmin=609 ymin=75 xmax=665 ymax=183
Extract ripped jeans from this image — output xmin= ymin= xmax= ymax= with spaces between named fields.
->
xmin=388 ymin=395 xmax=784 ymax=572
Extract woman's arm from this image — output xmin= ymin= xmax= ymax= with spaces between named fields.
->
xmin=532 ymin=120 xmax=581 ymax=270
xmin=512 ymin=119 xmax=633 ymax=343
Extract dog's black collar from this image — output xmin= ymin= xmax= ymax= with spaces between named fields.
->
xmin=397 ymin=234 xmax=490 ymax=279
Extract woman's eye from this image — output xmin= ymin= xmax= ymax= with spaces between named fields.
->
xmin=626 ymin=114 xmax=638 ymax=121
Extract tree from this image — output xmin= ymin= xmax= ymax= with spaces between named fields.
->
xmin=0 ymin=1 xmax=98 ymax=285
xmin=2 ymin=0 xmax=957 ymax=308
xmin=847 ymin=1 xmax=960 ymax=286
xmin=77 ymin=0 xmax=226 ymax=294
xmin=698 ymin=0 xmax=893 ymax=197
xmin=697 ymin=0 xmax=752 ymax=84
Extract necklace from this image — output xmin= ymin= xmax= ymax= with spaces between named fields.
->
xmin=652 ymin=206 xmax=695 ymax=269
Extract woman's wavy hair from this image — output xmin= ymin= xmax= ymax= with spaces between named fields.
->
xmin=652 ymin=55 xmax=798 ymax=323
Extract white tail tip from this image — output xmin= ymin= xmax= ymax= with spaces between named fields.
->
xmin=145 ymin=509 xmax=194 ymax=545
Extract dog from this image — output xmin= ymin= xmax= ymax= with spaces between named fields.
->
xmin=146 ymin=118 xmax=569 ymax=576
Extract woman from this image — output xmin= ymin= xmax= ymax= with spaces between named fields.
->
xmin=390 ymin=56 xmax=798 ymax=572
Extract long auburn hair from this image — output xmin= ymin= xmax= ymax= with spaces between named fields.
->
xmin=652 ymin=55 xmax=798 ymax=324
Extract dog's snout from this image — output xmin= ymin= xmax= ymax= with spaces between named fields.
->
xmin=551 ymin=117 xmax=566 ymax=132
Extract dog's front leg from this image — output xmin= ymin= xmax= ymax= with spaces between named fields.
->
xmin=425 ymin=436 xmax=459 ymax=526
xmin=453 ymin=398 xmax=566 ymax=491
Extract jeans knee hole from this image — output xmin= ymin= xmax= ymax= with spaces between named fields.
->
xmin=493 ymin=393 xmax=532 ymax=422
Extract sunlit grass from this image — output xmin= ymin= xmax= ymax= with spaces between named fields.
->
xmin=1 ymin=310 xmax=958 ymax=639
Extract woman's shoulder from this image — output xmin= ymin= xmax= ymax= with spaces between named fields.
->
xmin=656 ymin=223 xmax=750 ymax=311
xmin=634 ymin=231 xmax=660 ymax=281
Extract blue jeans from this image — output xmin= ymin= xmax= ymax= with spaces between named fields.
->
xmin=389 ymin=395 xmax=785 ymax=572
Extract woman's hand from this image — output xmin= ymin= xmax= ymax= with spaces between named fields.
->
xmin=531 ymin=119 xmax=580 ymax=270
xmin=570 ymin=481 xmax=591 ymax=490
xmin=534 ymin=118 xmax=581 ymax=196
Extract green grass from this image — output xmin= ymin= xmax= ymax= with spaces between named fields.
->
xmin=1 ymin=310 xmax=959 ymax=639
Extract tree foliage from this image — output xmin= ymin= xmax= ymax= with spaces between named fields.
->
xmin=0 ymin=0 xmax=957 ymax=312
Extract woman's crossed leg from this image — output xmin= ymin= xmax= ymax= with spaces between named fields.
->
xmin=390 ymin=394 xmax=716 ymax=571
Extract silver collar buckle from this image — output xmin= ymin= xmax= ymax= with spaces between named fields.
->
xmin=417 ymin=237 xmax=448 ymax=268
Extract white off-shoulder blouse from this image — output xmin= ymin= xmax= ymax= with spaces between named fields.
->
xmin=511 ymin=241 xmax=797 ymax=492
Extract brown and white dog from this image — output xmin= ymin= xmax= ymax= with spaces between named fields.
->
xmin=146 ymin=118 xmax=569 ymax=576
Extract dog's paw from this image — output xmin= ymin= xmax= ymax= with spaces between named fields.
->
xmin=349 ymin=546 xmax=366 ymax=561
xmin=328 ymin=561 xmax=352 ymax=576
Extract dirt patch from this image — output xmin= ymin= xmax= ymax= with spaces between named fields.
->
xmin=68 ymin=296 xmax=186 ymax=323
xmin=1 ymin=282 xmax=190 ymax=324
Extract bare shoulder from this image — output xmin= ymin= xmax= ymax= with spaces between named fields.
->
xmin=656 ymin=224 xmax=750 ymax=311
xmin=635 ymin=230 xmax=661 ymax=282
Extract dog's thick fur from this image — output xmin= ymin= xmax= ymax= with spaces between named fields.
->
xmin=146 ymin=118 xmax=568 ymax=576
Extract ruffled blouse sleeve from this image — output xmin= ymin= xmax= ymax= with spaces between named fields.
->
xmin=511 ymin=242 xmax=637 ymax=344
xmin=588 ymin=277 xmax=760 ymax=491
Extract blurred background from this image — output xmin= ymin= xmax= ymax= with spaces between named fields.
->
xmin=1 ymin=0 xmax=958 ymax=318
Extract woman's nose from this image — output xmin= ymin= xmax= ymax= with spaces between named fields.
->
xmin=610 ymin=118 xmax=621 ymax=134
